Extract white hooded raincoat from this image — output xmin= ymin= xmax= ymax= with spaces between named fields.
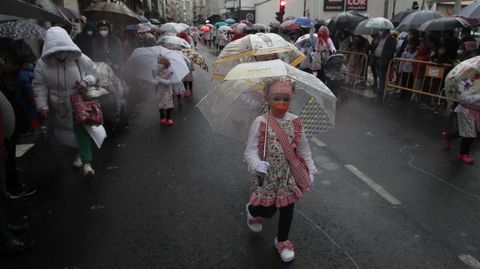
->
xmin=33 ymin=27 xmax=101 ymax=148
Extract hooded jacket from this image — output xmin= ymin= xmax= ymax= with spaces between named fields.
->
xmin=32 ymin=26 xmax=97 ymax=148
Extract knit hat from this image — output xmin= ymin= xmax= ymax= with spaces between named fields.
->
xmin=266 ymin=79 xmax=295 ymax=97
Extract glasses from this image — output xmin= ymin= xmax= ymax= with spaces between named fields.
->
xmin=271 ymin=96 xmax=291 ymax=102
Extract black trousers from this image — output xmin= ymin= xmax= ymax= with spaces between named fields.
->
xmin=248 ymin=203 xmax=294 ymax=242
xmin=159 ymin=108 xmax=172 ymax=120
xmin=447 ymin=131 xmax=475 ymax=155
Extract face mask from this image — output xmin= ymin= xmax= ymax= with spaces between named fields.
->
xmin=457 ymin=50 xmax=464 ymax=55
xmin=271 ymin=102 xmax=289 ymax=114
xmin=55 ymin=52 xmax=68 ymax=61
xmin=99 ymin=30 xmax=108 ymax=37
xmin=87 ymin=30 xmax=93 ymax=36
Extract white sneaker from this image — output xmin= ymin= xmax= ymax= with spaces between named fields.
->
xmin=83 ymin=164 xmax=95 ymax=176
xmin=274 ymin=237 xmax=295 ymax=263
xmin=72 ymin=155 xmax=83 ymax=168
xmin=245 ymin=202 xmax=262 ymax=233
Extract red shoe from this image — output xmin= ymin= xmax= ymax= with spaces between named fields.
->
xmin=165 ymin=119 xmax=174 ymax=126
xmin=160 ymin=119 xmax=167 ymax=125
xmin=442 ymin=132 xmax=451 ymax=150
xmin=459 ymin=154 xmax=475 ymax=164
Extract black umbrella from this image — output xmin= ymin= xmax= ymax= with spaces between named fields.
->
xmin=456 ymin=0 xmax=480 ymax=19
xmin=391 ymin=10 xmax=415 ymax=27
xmin=396 ymin=10 xmax=443 ymax=32
xmin=418 ymin=16 xmax=474 ymax=32
xmin=328 ymin=11 xmax=369 ymax=33
xmin=1 ymin=0 xmax=69 ymax=24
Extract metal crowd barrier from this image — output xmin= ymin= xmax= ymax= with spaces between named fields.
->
xmin=338 ymin=50 xmax=369 ymax=89
xmin=384 ymin=58 xmax=455 ymax=103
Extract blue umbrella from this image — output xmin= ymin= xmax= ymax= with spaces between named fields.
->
xmin=294 ymin=17 xmax=312 ymax=28
xmin=225 ymin=18 xmax=236 ymax=24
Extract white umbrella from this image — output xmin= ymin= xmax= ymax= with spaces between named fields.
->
xmin=159 ymin=22 xmax=188 ymax=34
xmin=157 ymin=35 xmax=191 ymax=49
xmin=365 ymin=17 xmax=394 ymax=30
xmin=126 ymin=46 xmax=189 ymax=84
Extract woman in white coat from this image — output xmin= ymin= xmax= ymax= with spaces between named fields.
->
xmin=32 ymin=27 xmax=99 ymax=176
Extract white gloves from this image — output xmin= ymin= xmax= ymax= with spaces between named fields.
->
xmin=309 ymin=173 xmax=315 ymax=187
xmin=255 ymin=161 xmax=270 ymax=174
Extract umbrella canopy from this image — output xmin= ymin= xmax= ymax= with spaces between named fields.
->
xmin=225 ymin=18 xmax=236 ymax=24
xmin=285 ymin=16 xmax=296 ymax=21
xmin=236 ymin=23 xmax=248 ymax=30
xmin=396 ymin=10 xmax=443 ymax=32
xmin=84 ymin=2 xmax=140 ymax=25
xmin=2 ymin=0 xmax=69 ymax=24
xmin=391 ymin=10 xmax=416 ymax=27
xmin=157 ymin=35 xmax=191 ymax=50
xmin=200 ymin=25 xmax=210 ymax=32
xmin=218 ymin=25 xmax=233 ymax=32
xmin=215 ymin=21 xmax=226 ymax=28
xmin=446 ymin=56 xmax=480 ymax=101
xmin=253 ymin=23 xmax=267 ymax=30
xmin=294 ymin=17 xmax=313 ymax=28
xmin=365 ymin=17 xmax=394 ymax=30
xmin=418 ymin=16 xmax=474 ymax=32
xmin=206 ymin=23 xmax=215 ymax=28
xmin=353 ymin=19 xmax=380 ymax=36
xmin=294 ymin=33 xmax=318 ymax=49
xmin=328 ymin=11 xmax=369 ymax=33
xmin=181 ymin=48 xmax=208 ymax=71
xmin=280 ymin=20 xmax=295 ymax=29
xmin=159 ymin=22 xmax=188 ymax=34
xmin=457 ymin=1 xmax=480 ymax=19
xmin=212 ymin=33 xmax=305 ymax=80
xmin=197 ymin=59 xmax=336 ymax=141
xmin=58 ymin=6 xmax=81 ymax=21
xmin=126 ymin=46 xmax=189 ymax=84
xmin=0 ymin=20 xmax=46 ymax=39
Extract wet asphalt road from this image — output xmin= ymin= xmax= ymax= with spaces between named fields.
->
xmin=1 ymin=44 xmax=480 ymax=269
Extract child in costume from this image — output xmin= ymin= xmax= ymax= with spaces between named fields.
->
xmin=152 ymin=56 xmax=175 ymax=126
xmin=244 ymin=78 xmax=317 ymax=263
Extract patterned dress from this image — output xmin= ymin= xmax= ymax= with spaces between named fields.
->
xmin=249 ymin=116 xmax=304 ymax=208
xmin=155 ymin=70 xmax=174 ymax=109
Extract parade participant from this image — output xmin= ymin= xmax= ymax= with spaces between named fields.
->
xmin=152 ymin=56 xmax=175 ymax=126
xmin=442 ymin=85 xmax=480 ymax=164
xmin=32 ymin=26 xmax=101 ymax=176
xmin=244 ymin=78 xmax=317 ymax=263
xmin=73 ymin=21 xmax=96 ymax=59
xmin=92 ymin=20 xmax=124 ymax=73
xmin=374 ymin=29 xmax=397 ymax=95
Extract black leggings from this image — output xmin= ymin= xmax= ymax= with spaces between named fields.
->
xmin=248 ymin=203 xmax=294 ymax=242
xmin=447 ymin=131 xmax=475 ymax=154
xmin=159 ymin=108 xmax=172 ymax=120
xmin=183 ymin=81 xmax=193 ymax=91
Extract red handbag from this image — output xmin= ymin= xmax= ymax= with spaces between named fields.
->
xmin=71 ymin=93 xmax=103 ymax=125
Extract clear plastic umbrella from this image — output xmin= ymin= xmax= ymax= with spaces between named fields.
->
xmin=197 ymin=59 xmax=336 ymax=141
xmin=365 ymin=17 xmax=394 ymax=30
xmin=126 ymin=46 xmax=189 ymax=84
xmin=212 ymin=33 xmax=305 ymax=80
xmin=157 ymin=35 xmax=191 ymax=50
xmin=159 ymin=22 xmax=188 ymax=34
xmin=445 ymin=55 xmax=480 ymax=102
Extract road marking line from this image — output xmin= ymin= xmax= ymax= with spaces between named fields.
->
xmin=296 ymin=209 xmax=360 ymax=269
xmin=311 ymin=137 xmax=327 ymax=147
xmin=345 ymin=164 xmax=402 ymax=206
xmin=459 ymin=254 xmax=480 ymax=269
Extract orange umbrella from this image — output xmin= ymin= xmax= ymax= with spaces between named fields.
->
xmin=200 ymin=25 xmax=209 ymax=32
